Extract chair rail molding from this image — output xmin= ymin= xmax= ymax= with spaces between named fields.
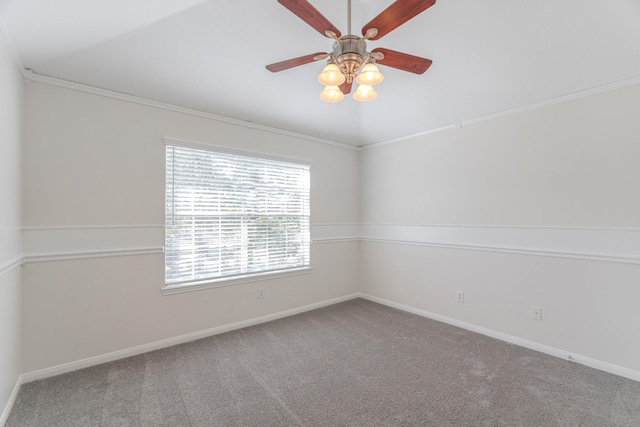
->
xmin=359 ymin=224 xmax=640 ymax=265
xmin=0 ymin=228 xmax=23 ymax=276
xmin=21 ymin=224 xmax=362 ymax=263
xmin=311 ymin=223 xmax=360 ymax=244
xmin=22 ymin=225 xmax=165 ymax=263
xmin=19 ymin=223 xmax=640 ymax=265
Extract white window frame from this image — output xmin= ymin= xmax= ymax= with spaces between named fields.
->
xmin=163 ymin=138 xmax=311 ymax=295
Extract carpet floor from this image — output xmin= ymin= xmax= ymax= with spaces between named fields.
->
xmin=7 ymin=298 xmax=640 ymax=426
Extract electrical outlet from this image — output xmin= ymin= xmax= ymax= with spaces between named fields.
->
xmin=258 ymin=287 xmax=265 ymax=299
xmin=531 ymin=306 xmax=542 ymax=321
xmin=456 ymin=291 xmax=464 ymax=303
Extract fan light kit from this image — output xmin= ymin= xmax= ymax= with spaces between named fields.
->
xmin=266 ymin=0 xmax=436 ymax=102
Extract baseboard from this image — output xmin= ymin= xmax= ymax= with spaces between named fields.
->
xmin=21 ymin=293 xmax=360 ymax=383
xmin=0 ymin=376 xmax=22 ymax=427
xmin=18 ymin=291 xmax=640 ymax=389
xmin=357 ymin=293 xmax=640 ymax=383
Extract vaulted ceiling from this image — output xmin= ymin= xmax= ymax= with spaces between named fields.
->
xmin=2 ymin=0 xmax=640 ymax=146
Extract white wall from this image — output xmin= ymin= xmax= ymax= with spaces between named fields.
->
xmin=360 ymin=83 xmax=640 ymax=374
xmin=0 ymin=26 xmax=23 ymax=424
xmin=22 ymin=82 xmax=360 ymax=373
xmin=16 ymin=62 xmax=640 ymax=384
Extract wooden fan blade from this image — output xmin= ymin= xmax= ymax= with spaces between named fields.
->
xmin=278 ymin=0 xmax=341 ymax=38
xmin=362 ymin=0 xmax=436 ymax=40
xmin=266 ymin=52 xmax=327 ymax=72
xmin=372 ymin=48 xmax=432 ymax=74
xmin=339 ymin=80 xmax=352 ymax=95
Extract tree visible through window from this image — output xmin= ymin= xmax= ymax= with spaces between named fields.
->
xmin=165 ymin=143 xmax=310 ymax=287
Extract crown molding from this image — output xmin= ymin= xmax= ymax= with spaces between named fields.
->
xmin=7 ymin=5 xmax=640 ymax=153
xmin=360 ymin=74 xmax=640 ymax=150
xmin=26 ymin=72 xmax=359 ymax=152
xmin=18 ymin=61 xmax=640 ymax=153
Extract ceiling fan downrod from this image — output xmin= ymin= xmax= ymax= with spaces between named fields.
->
xmin=347 ymin=0 xmax=352 ymax=35
xmin=324 ymin=1 xmax=382 ymax=84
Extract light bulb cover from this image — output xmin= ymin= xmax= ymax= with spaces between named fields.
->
xmin=320 ymin=85 xmax=344 ymax=102
xmin=356 ymin=63 xmax=384 ymax=86
xmin=318 ymin=63 xmax=346 ymax=86
xmin=353 ymin=84 xmax=377 ymax=102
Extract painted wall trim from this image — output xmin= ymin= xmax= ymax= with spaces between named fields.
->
xmin=0 ymin=228 xmax=23 ymax=277
xmin=311 ymin=223 xmax=360 ymax=242
xmin=6 ymin=15 xmax=639 ymax=153
xmin=16 ymin=292 xmax=640 ymax=391
xmin=359 ymin=223 xmax=640 ymax=231
xmin=360 ymin=239 xmax=640 ymax=266
xmin=21 ymin=224 xmax=360 ymax=263
xmin=358 ymin=293 xmax=640 ymax=383
xmin=22 ymin=225 xmax=165 ymax=264
xmin=360 ymin=74 xmax=640 ymax=149
xmin=26 ymin=69 xmax=640 ymax=152
xmin=0 ymin=255 xmax=23 ymax=277
xmin=24 ymin=248 xmax=163 ymax=264
xmin=22 ymin=225 xmax=163 ymax=231
xmin=0 ymin=377 xmax=21 ymax=427
xmin=29 ymin=68 xmax=640 ymax=153
xmin=360 ymin=224 xmax=640 ymax=265
xmin=312 ymin=238 xmax=360 ymax=245
xmin=26 ymin=72 xmax=358 ymax=152
xmin=20 ymin=224 xmax=640 ymax=265
xmin=20 ymin=293 xmax=360 ymax=384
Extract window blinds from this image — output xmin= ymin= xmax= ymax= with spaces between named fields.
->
xmin=165 ymin=144 xmax=310 ymax=286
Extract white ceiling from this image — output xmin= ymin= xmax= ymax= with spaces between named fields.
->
xmin=2 ymin=0 xmax=640 ymax=146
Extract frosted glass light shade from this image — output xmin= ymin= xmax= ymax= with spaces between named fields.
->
xmin=356 ymin=63 xmax=384 ymax=86
xmin=320 ymin=85 xmax=344 ymax=102
xmin=353 ymin=84 xmax=377 ymax=101
xmin=318 ymin=64 xmax=346 ymax=86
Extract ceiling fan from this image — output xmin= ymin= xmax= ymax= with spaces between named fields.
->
xmin=266 ymin=0 xmax=436 ymax=102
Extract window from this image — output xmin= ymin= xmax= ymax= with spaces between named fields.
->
xmin=165 ymin=142 xmax=310 ymax=290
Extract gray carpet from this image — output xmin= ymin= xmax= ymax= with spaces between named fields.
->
xmin=7 ymin=298 xmax=640 ymax=426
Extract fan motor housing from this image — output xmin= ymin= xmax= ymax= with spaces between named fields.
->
xmin=333 ymin=35 xmax=367 ymax=83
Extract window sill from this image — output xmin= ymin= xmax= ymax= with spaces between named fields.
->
xmin=162 ymin=267 xmax=313 ymax=295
